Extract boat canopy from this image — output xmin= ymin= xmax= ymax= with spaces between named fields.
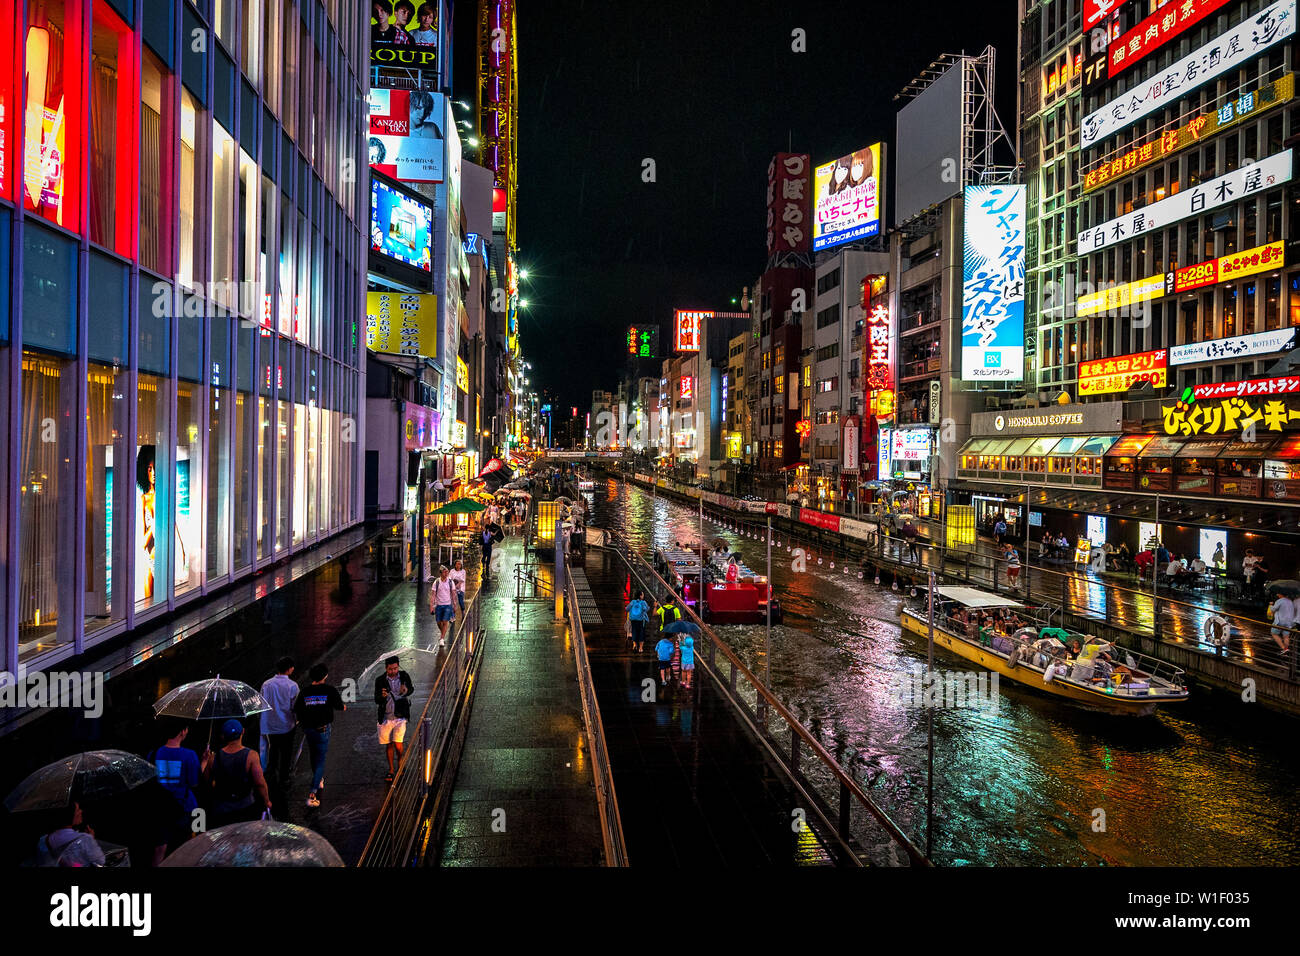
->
xmin=933 ymin=586 xmax=1024 ymax=609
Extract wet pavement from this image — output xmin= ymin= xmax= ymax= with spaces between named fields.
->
xmin=436 ymin=537 xmax=606 ymax=866
xmin=587 ymin=477 xmax=1300 ymax=866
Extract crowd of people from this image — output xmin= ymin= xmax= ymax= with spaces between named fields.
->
xmin=625 ymin=590 xmax=696 ymax=690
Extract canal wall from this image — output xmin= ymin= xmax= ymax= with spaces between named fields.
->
xmin=615 ymin=470 xmax=1300 ymax=718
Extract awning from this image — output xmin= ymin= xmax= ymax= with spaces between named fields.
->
xmin=958 ymin=437 xmax=998 ymax=455
xmin=1000 ymin=437 xmax=1038 ymax=456
xmin=1174 ymin=438 xmax=1231 ymax=459
xmin=1270 ymin=436 xmax=1300 ymax=459
xmin=1138 ymin=435 xmax=1185 ymax=458
xmin=1047 ymin=435 xmax=1091 ymax=455
xmin=1075 ymin=434 xmax=1119 ymax=457
xmin=1106 ymin=434 xmax=1156 ymax=457
xmin=934 ymin=586 xmax=1024 ymax=609
xmin=1222 ymin=437 xmax=1283 ymax=459
xmin=1022 ymin=437 xmax=1064 ymax=456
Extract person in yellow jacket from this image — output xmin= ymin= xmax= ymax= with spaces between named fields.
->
xmin=654 ymin=601 xmax=682 ymax=633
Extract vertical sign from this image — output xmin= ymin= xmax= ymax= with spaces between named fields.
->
xmin=928 ymin=379 xmax=941 ymax=424
xmin=961 ymin=184 xmax=1025 ymax=381
xmin=842 ymin=415 xmax=860 ymax=471
xmin=766 ymin=152 xmax=811 ymax=256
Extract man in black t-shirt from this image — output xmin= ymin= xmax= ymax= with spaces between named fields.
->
xmin=293 ymin=664 xmax=346 ymax=809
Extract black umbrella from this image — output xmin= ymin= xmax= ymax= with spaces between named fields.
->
xmin=1266 ymin=579 xmax=1300 ymax=597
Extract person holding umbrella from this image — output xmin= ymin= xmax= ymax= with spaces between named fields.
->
xmin=35 ymin=802 xmax=105 ymax=867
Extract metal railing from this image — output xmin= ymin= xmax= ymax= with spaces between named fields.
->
xmin=631 ymin=472 xmax=1300 ymax=683
xmin=563 ymin=568 xmax=629 ymax=866
xmin=357 ymin=589 xmax=486 ymax=867
xmin=600 ymin=530 xmax=930 ymax=867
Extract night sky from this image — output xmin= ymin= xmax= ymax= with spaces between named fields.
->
xmin=457 ymin=1 xmax=1018 ymax=411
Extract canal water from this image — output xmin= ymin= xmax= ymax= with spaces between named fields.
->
xmin=590 ymin=477 xmax=1300 ymax=866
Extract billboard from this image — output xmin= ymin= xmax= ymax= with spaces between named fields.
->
xmin=674 ymin=310 xmax=707 ymax=352
xmin=812 ymin=143 xmax=883 ymax=250
xmin=766 ymin=153 xmax=811 ymax=256
xmin=1194 ymin=376 xmax=1300 ymax=400
xmin=1106 ymin=0 xmax=1231 ymax=82
xmin=1169 ymin=241 xmax=1285 ymax=294
xmin=370 ymin=173 xmax=433 ymax=273
xmin=1075 ymin=273 xmax=1165 ymax=318
xmin=366 ymin=292 xmax=438 ymax=356
xmin=627 ymin=325 xmax=659 ymax=359
xmin=1169 ymin=327 xmax=1298 ymax=366
xmin=961 ymin=184 xmax=1025 ymax=381
xmin=369 ymin=0 xmax=441 ymax=72
xmin=1078 ymin=150 xmax=1293 ymax=253
xmin=1078 ymin=349 xmax=1167 ymax=396
xmin=1081 ymin=0 xmax=1296 ymax=148
xmin=368 ymin=89 xmax=445 ymax=183
xmin=896 ymin=62 xmax=964 ymax=223
xmin=1084 ymin=74 xmax=1295 ymax=190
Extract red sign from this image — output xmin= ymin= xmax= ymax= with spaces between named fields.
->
xmin=1083 ymin=0 xmax=1118 ymax=30
xmin=1193 ymin=376 xmax=1300 ymax=401
xmin=674 ymin=310 xmax=706 ymax=352
xmin=1078 ymin=349 xmax=1167 ymax=396
xmin=866 ymin=303 xmax=892 ymax=391
xmin=1172 ymin=241 xmax=1285 ymax=293
xmin=679 ymin=376 xmax=694 ymax=400
xmin=798 ymin=508 xmax=841 ymax=533
xmin=766 ymin=152 xmax=811 ymax=256
xmin=1108 ymin=0 xmax=1230 ymax=78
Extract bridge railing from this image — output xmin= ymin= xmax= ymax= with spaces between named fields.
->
xmin=564 ymin=567 xmax=629 ymax=866
xmin=601 ymin=530 xmax=930 ymax=867
xmin=357 ymin=591 xmax=485 ymax=867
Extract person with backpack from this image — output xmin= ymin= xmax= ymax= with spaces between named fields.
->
xmin=429 ymin=564 xmax=456 ymax=646
xmin=203 ymin=719 xmax=271 ymax=828
xmin=626 ymin=591 xmax=650 ymax=652
xmin=1004 ymin=543 xmax=1021 ymax=590
xmin=654 ymin=600 xmax=681 ymax=636
xmin=655 ymin=633 xmax=676 ymax=686
xmin=35 ymin=802 xmax=106 ymax=867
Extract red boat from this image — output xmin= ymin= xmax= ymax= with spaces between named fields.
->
xmin=653 ymin=546 xmax=782 ymax=625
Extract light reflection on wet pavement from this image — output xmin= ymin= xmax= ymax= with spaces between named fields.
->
xmin=589 ymin=477 xmax=1300 ymax=866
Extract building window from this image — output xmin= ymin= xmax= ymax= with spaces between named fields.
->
xmin=179 ymin=86 xmax=204 ymax=288
xmin=137 ymin=283 xmax=173 ymax=612
xmin=213 ymin=122 xmax=238 ymax=308
xmin=89 ymin=0 xmax=136 ymax=255
xmin=140 ymin=48 xmax=175 ymax=276
xmin=24 ymin=0 xmax=83 ymax=230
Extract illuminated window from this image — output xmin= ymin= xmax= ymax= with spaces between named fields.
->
xmin=212 ymin=123 xmax=237 ymax=308
xmin=24 ymin=0 xmax=83 ymax=230
xmin=140 ymin=49 xmax=175 ymax=276
xmin=89 ymin=0 xmax=135 ymax=255
xmin=178 ymin=87 xmax=203 ymax=288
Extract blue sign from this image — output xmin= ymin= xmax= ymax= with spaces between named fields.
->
xmin=961 ymin=184 xmax=1025 ymax=381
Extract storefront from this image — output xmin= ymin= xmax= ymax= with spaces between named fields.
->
xmin=957 ymin=402 xmax=1123 ymax=490
xmin=887 ymin=427 xmax=935 ymax=481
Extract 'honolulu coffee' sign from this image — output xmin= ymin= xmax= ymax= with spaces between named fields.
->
xmin=971 ymin=401 xmax=1122 ymax=437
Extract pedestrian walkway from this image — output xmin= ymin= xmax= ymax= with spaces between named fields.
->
xmin=435 ymin=537 xmax=606 ymax=866
xmin=276 ymin=550 xmax=484 ymax=864
xmin=579 ymin=548 xmax=835 ymax=866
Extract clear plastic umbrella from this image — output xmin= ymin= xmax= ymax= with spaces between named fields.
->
xmin=152 ymin=677 xmax=269 ymax=721
xmin=159 ymin=820 xmax=344 ymax=867
xmin=359 ymin=647 xmax=442 ymax=688
xmin=4 ymin=750 xmax=157 ymax=812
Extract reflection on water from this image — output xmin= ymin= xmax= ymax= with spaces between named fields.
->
xmin=590 ymin=479 xmax=1300 ymax=866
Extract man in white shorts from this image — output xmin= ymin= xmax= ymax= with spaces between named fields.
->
xmin=374 ymin=656 xmax=413 ymax=783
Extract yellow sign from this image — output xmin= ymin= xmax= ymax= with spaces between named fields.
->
xmin=366 ymin=292 xmax=438 ymax=357
xmin=1161 ymin=396 xmax=1300 ymax=435
xmin=1083 ymin=74 xmax=1294 ymax=191
xmin=456 ymin=357 xmax=470 ymax=392
xmin=451 ymin=420 xmax=467 ymax=448
xmin=946 ymin=505 xmax=975 ymax=551
xmin=1075 ymin=273 xmax=1165 ymax=318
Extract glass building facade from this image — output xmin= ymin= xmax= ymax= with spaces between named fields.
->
xmin=0 ymin=0 xmax=368 ymax=670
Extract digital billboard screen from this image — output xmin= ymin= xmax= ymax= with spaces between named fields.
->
xmin=812 ymin=143 xmax=883 ymax=250
xmin=369 ymin=0 xmax=441 ymax=74
xmin=961 ymin=184 xmax=1025 ymax=381
xmin=368 ymin=89 xmax=445 ymax=183
xmin=369 ymin=171 xmax=434 ymax=290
